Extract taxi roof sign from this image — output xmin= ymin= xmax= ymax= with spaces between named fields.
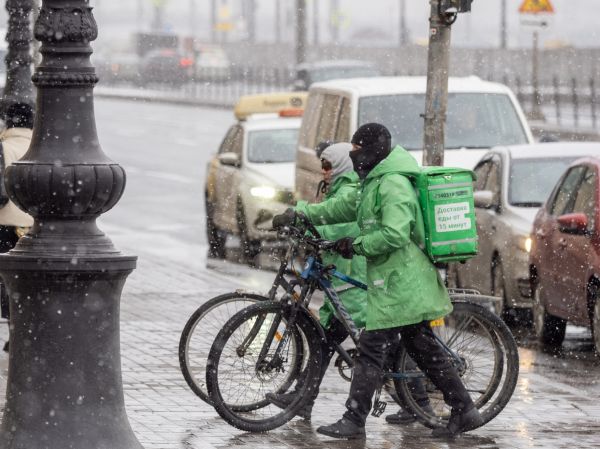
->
xmin=519 ymin=0 xmax=554 ymax=14
xmin=234 ymin=92 xmax=308 ymax=121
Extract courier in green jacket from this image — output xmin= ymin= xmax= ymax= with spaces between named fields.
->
xmin=276 ymin=123 xmax=483 ymax=439
xmin=302 ymin=143 xmax=367 ymax=330
xmin=268 ymin=143 xmax=367 ymax=419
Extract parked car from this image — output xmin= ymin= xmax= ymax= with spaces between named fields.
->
xmin=455 ymin=143 xmax=600 ymax=321
xmin=194 ymin=45 xmax=230 ymax=82
xmin=292 ymin=60 xmax=381 ymax=91
xmin=529 ymin=152 xmax=600 ymax=352
xmin=95 ymin=52 xmax=141 ymax=85
xmin=138 ymin=48 xmax=193 ymax=87
xmin=295 ymin=76 xmax=534 ymax=202
xmin=205 ymin=92 xmax=307 ymax=262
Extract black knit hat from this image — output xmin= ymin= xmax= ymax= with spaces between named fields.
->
xmin=5 ymin=102 xmax=34 ymax=129
xmin=351 ymin=123 xmax=391 ymax=152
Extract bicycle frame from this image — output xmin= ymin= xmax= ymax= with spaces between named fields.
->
xmin=238 ymin=226 xmax=466 ymax=382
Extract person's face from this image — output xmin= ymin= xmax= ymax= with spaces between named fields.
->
xmin=321 ymin=158 xmax=332 ymax=183
xmin=351 ymin=144 xmax=362 ymax=152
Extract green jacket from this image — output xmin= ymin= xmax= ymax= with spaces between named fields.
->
xmin=297 ymin=172 xmax=367 ymax=329
xmin=300 ymin=146 xmax=452 ymax=331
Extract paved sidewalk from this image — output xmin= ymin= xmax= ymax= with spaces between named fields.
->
xmin=1 ymin=248 xmax=600 ymax=449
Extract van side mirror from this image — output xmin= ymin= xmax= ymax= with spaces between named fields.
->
xmin=218 ymin=152 xmax=241 ymax=167
xmin=474 ymin=190 xmax=496 ymax=209
xmin=557 ymin=213 xmax=589 ymax=235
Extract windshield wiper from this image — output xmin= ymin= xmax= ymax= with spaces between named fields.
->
xmin=510 ymin=201 xmax=543 ymax=207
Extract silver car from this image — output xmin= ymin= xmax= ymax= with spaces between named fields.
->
xmin=453 ymin=143 xmax=600 ymax=319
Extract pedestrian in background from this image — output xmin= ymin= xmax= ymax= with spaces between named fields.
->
xmin=0 ymin=103 xmax=35 ymax=351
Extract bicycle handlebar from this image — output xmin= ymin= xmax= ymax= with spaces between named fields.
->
xmin=275 ymin=222 xmax=336 ymax=254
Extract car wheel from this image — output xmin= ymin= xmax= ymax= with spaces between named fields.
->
xmin=236 ymin=201 xmax=261 ymax=266
xmin=532 ymin=282 xmax=566 ymax=347
xmin=593 ymin=300 xmax=600 ymax=355
xmin=206 ymin=198 xmax=226 ymax=259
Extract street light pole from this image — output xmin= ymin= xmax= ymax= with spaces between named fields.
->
xmin=399 ymin=0 xmax=408 ymax=46
xmin=500 ymin=0 xmax=507 ymax=49
xmin=330 ymin=0 xmax=339 ymax=43
xmin=296 ymin=0 xmax=307 ymax=64
xmin=422 ymin=0 xmax=452 ymax=166
xmin=0 ymin=1 xmax=141 ymax=448
xmin=1 ymin=0 xmax=34 ymax=117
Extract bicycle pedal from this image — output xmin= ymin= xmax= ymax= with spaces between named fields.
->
xmin=371 ymin=400 xmax=387 ymax=417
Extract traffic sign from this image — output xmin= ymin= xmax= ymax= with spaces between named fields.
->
xmin=519 ymin=0 xmax=554 ymax=14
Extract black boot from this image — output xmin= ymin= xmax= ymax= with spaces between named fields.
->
xmin=265 ymin=392 xmax=313 ymax=420
xmin=317 ymin=418 xmax=366 ymax=440
xmin=431 ymin=406 xmax=483 ymax=437
xmin=386 ymin=403 xmax=434 ymax=425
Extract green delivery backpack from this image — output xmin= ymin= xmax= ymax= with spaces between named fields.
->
xmin=412 ymin=167 xmax=478 ymax=264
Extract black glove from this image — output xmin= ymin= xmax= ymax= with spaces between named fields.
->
xmin=272 ymin=208 xmax=297 ymax=229
xmin=334 ymin=237 xmax=355 ymax=259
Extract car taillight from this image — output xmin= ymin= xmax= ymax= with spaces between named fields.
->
xmin=179 ymin=57 xmax=194 ymax=68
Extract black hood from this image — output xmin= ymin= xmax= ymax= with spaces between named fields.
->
xmin=350 ymin=123 xmax=392 ymax=179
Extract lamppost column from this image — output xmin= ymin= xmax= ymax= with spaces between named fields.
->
xmin=0 ymin=1 xmax=141 ymax=449
xmin=1 ymin=0 xmax=34 ymax=115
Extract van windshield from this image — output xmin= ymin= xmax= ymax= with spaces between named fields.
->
xmin=358 ymin=93 xmax=529 ymax=151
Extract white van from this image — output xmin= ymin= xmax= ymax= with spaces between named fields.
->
xmin=295 ymin=76 xmax=534 ymax=201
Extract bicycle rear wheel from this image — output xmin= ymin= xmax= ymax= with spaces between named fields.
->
xmin=393 ymin=301 xmax=519 ymax=429
xmin=206 ymin=301 xmax=323 ymax=432
xmin=179 ymin=292 xmax=268 ymax=405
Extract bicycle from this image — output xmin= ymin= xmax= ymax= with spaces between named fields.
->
xmin=205 ymin=217 xmax=520 ymax=433
xmin=179 ymin=254 xmax=304 ymax=406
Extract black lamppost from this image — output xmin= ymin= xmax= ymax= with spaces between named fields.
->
xmin=0 ymin=2 xmax=141 ymax=448
xmin=1 ymin=0 xmax=34 ymax=116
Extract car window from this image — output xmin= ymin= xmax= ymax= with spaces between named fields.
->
xmin=230 ymin=126 xmax=243 ymax=156
xmin=571 ymin=167 xmax=597 ymax=229
xmin=299 ymin=92 xmax=323 ymax=149
xmin=549 ymin=166 xmax=587 ymax=216
xmin=218 ymin=126 xmax=238 ymax=154
xmin=484 ymin=160 xmax=501 ymax=196
xmin=335 ymin=97 xmax=351 ymax=142
xmin=473 ymin=161 xmax=491 ymax=191
xmin=358 ymin=93 xmax=529 ymax=151
xmin=315 ymin=94 xmax=340 ymax=146
xmin=247 ymin=128 xmax=299 ymax=163
xmin=508 ymin=157 xmax=576 ymax=207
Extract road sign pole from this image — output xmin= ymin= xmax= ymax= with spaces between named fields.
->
xmin=530 ymin=29 xmax=545 ymax=120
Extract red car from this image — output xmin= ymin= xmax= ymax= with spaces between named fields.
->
xmin=529 ymin=156 xmax=600 ymax=353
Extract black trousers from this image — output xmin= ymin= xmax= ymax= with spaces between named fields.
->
xmin=343 ymin=321 xmax=474 ymax=426
xmin=294 ymin=319 xmax=426 ymax=410
xmin=294 ymin=318 xmax=349 ymax=400
xmin=0 ymin=226 xmax=18 ymax=319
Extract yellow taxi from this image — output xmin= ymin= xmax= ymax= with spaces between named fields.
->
xmin=206 ymin=92 xmax=307 ymax=262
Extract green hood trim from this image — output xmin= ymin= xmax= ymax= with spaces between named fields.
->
xmin=366 ymin=146 xmax=421 ymax=180
xmin=326 ymin=171 xmax=359 ymax=199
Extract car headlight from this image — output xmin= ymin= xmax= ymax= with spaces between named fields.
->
xmin=518 ymin=235 xmax=532 ymax=253
xmin=250 ymin=186 xmax=277 ymax=199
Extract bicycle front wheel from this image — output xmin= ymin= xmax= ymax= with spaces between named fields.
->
xmin=179 ymin=292 xmax=268 ymax=405
xmin=393 ymin=301 xmax=519 ymax=429
xmin=206 ymin=301 xmax=323 ymax=432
